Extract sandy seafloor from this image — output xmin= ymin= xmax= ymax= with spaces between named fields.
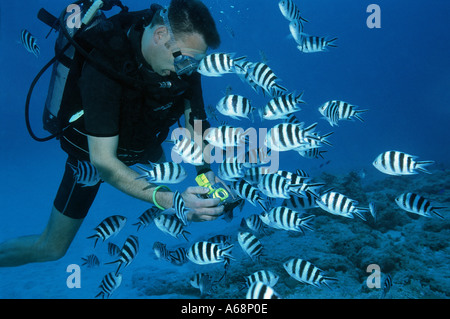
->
xmin=0 ymin=152 xmax=448 ymax=299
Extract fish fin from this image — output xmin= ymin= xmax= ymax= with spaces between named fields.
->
xmin=181 ymin=230 xmax=191 ymax=242
xmin=431 ymin=210 xmax=445 ymax=220
xmin=415 ymin=161 xmax=434 ymax=174
xmin=221 ymin=244 xmax=235 ymax=260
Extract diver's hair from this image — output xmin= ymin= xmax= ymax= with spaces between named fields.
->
xmin=151 ymin=0 xmax=221 ymax=49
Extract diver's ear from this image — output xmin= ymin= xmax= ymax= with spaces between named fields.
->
xmin=153 ymin=25 xmax=169 ymax=44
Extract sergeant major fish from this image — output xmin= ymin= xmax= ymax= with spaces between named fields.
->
xmin=132 ymin=206 xmax=161 ymax=231
xmin=216 ymin=95 xmax=255 ymax=121
xmin=319 ymin=100 xmax=367 ymax=127
xmin=105 ymin=235 xmax=139 ymax=276
xmin=237 ymin=231 xmax=264 ymax=262
xmin=20 ymin=29 xmax=40 ymax=57
xmin=187 ymin=241 xmax=234 ymax=265
xmin=246 ymin=281 xmax=281 ymax=299
xmin=154 ymin=214 xmax=190 ymax=241
xmin=283 ymin=258 xmax=337 ymax=288
xmin=372 ymin=151 xmax=434 ymax=176
xmin=198 ymin=53 xmax=246 ymax=77
xmin=135 ymin=162 xmax=187 ymax=184
xmin=316 ymin=191 xmax=369 ymax=221
xmin=247 ymin=62 xmax=287 ymax=97
xmin=87 ymin=215 xmax=127 ymax=248
xmin=204 ymin=125 xmax=250 ymax=149
xmin=261 ymin=92 xmax=304 ymax=121
xmin=259 ymin=206 xmax=314 ymax=234
xmin=68 ymin=160 xmax=101 ymax=187
xmin=297 ymin=35 xmax=338 ymax=53
xmin=264 ymin=122 xmax=319 ymax=152
xmin=395 ymin=193 xmax=445 ymax=219
xmin=95 ymin=272 xmax=122 ymax=299
xmin=244 ymin=270 xmax=279 ymax=289
xmin=278 ymin=0 xmax=308 ymax=24
xmin=171 ymin=138 xmax=204 ymax=166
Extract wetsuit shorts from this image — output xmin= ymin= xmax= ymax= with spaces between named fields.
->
xmin=53 ymin=157 xmax=102 ymax=219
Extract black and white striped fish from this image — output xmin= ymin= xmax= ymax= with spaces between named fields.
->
xmin=276 ymin=169 xmax=311 ymax=184
xmin=372 ymin=151 xmax=434 ymax=176
xmin=68 ymin=160 xmax=101 ymax=187
xmin=395 ymin=193 xmax=445 ymax=219
xmin=241 ymin=214 xmax=271 ymax=236
xmin=20 ymin=29 xmax=40 ymax=57
xmin=95 ymin=272 xmax=122 ymax=299
xmin=316 ymin=191 xmax=369 ymax=221
xmin=289 ymin=20 xmax=304 ymax=44
xmin=246 ymin=281 xmax=281 ymax=299
xmin=235 ymin=60 xmax=262 ymax=94
xmin=261 ymin=92 xmax=304 ymax=121
xmin=216 ymin=95 xmax=255 ymax=121
xmin=282 ymin=192 xmax=318 ymax=210
xmin=257 ymin=173 xmax=308 ymax=199
xmin=238 ymin=231 xmax=264 ymax=262
xmin=133 ymin=206 xmax=161 ymax=231
xmin=243 ymin=167 xmax=273 ymax=185
xmin=279 ymin=0 xmax=308 ymax=23
xmin=105 ymin=235 xmax=139 ymax=275
xmin=283 ymin=258 xmax=337 ymax=288
xmin=204 ymin=125 xmax=249 ymax=149
xmin=319 ymin=100 xmax=367 ymax=127
xmin=217 ymin=158 xmax=249 ymax=182
xmin=154 ymin=213 xmax=190 ymax=241
xmin=135 ymin=162 xmax=187 ymax=184
xmin=265 ymin=122 xmax=319 ymax=152
xmin=297 ymin=35 xmax=337 ymax=53
xmin=259 ymin=207 xmax=314 ymax=234
xmin=152 ymin=241 xmax=171 ymax=261
xmin=81 ymin=254 xmax=100 ymax=268
xmin=87 ymin=215 xmax=127 ymax=248
xmin=198 ymin=53 xmax=246 ymax=77
xmin=173 ymin=191 xmax=190 ymax=226
xmin=231 ymin=179 xmax=268 ymax=212
xmin=186 ymin=241 xmax=234 ymax=265
xmin=298 ymin=148 xmax=327 ymax=159
xmin=247 ymin=62 xmax=288 ymax=97
xmin=380 ymin=274 xmax=393 ymax=299
xmin=190 ymin=273 xmax=215 ymax=297
xmin=244 ymin=270 xmax=279 ymax=288
xmin=171 ymin=138 xmax=204 ymax=166
xmin=207 ymin=234 xmax=232 ymax=247
xmin=168 ymin=247 xmax=189 ymax=266
xmin=107 ymin=242 xmax=121 ymax=257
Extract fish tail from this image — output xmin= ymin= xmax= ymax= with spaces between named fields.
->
xmin=221 ymin=244 xmax=235 ymax=260
xmin=327 ymin=37 xmax=338 ymax=47
xmin=431 ymin=209 xmax=445 ymax=220
xmin=354 ymin=208 xmax=368 ymax=221
xmin=354 ymin=109 xmax=368 ymax=122
xmin=181 ymin=230 xmax=191 ymax=242
xmin=86 ymin=235 xmax=99 ymax=248
xmin=322 ymin=276 xmax=338 ymax=289
xmin=415 ymin=161 xmax=434 ymax=174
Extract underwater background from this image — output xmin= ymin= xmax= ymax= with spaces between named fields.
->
xmin=0 ymin=0 xmax=449 ymax=299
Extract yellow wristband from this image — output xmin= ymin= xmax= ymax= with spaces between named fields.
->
xmin=152 ymin=185 xmax=171 ymax=210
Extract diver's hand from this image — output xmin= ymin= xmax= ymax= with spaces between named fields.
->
xmin=181 ymin=186 xmax=224 ymax=222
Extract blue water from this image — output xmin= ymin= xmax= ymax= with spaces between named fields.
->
xmin=0 ymin=0 xmax=449 ymax=299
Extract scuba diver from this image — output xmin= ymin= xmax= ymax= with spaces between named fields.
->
xmin=0 ymin=0 xmax=227 ymax=267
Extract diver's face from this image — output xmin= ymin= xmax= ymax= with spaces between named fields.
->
xmin=142 ymin=25 xmax=207 ymax=76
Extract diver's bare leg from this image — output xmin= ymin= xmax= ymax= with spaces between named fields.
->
xmin=0 ymin=206 xmax=83 ymax=267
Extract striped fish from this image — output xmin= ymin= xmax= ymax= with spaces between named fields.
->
xmin=246 ymin=281 xmax=281 ymax=299
xmin=81 ymin=254 xmax=100 ymax=268
xmin=258 ymin=173 xmax=309 ymax=199
xmin=168 ymin=247 xmax=189 ymax=266
xmin=198 ymin=53 xmax=246 ymax=77
xmin=190 ymin=273 xmax=214 ymax=297
xmin=107 ymin=242 xmax=121 ymax=257
xmin=87 ymin=215 xmax=127 ymax=248
xmin=154 ymin=214 xmax=190 ymax=241
xmin=261 ymin=92 xmax=304 ymax=121
xmin=298 ymin=148 xmax=327 ymax=159
xmin=264 ymin=122 xmax=319 ymax=152
xmin=237 ymin=146 xmax=272 ymax=167
xmin=133 ymin=206 xmax=161 ymax=231
xmin=244 ymin=270 xmax=279 ymax=288
xmin=152 ymin=241 xmax=171 ymax=261
xmin=283 ymin=258 xmax=337 ymax=288
xmin=372 ymin=151 xmax=434 ymax=176
xmin=276 ymin=169 xmax=311 ymax=184
xmin=68 ymin=160 xmax=101 ymax=187
xmin=241 ymin=214 xmax=271 ymax=236
xmin=259 ymin=207 xmax=315 ymax=234
xmin=243 ymin=167 xmax=274 ymax=185
xmin=217 ymin=158 xmax=249 ymax=182
xmin=380 ymin=274 xmax=393 ymax=299
xmin=297 ymin=35 xmax=337 ymax=53
xmin=319 ymin=100 xmax=367 ymax=127
xmin=395 ymin=193 xmax=445 ymax=219
xmin=247 ymin=62 xmax=288 ymax=97
xmin=235 ymin=60 xmax=262 ymax=94
xmin=186 ymin=241 xmax=234 ymax=265
xmin=105 ymin=235 xmax=139 ymax=275
xmin=279 ymin=0 xmax=308 ymax=23
xmin=216 ymin=95 xmax=255 ymax=121
xmin=95 ymin=272 xmax=122 ymax=299
xmin=171 ymin=138 xmax=204 ymax=166
xmin=20 ymin=29 xmax=40 ymax=57
xmin=282 ymin=192 xmax=318 ymax=210
xmin=173 ymin=191 xmax=190 ymax=226
xmin=135 ymin=162 xmax=187 ymax=184
xmin=238 ymin=231 xmax=264 ymax=262
xmin=207 ymin=234 xmax=232 ymax=247
xmin=289 ymin=20 xmax=304 ymax=44
xmin=231 ymin=179 xmax=268 ymax=212
xmin=204 ymin=125 xmax=249 ymax=149
xmin=316 ymin=191 xmax=369 ymax=221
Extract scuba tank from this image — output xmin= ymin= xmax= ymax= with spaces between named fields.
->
xmin=26 ymin=0 xmax=128 ymax=142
